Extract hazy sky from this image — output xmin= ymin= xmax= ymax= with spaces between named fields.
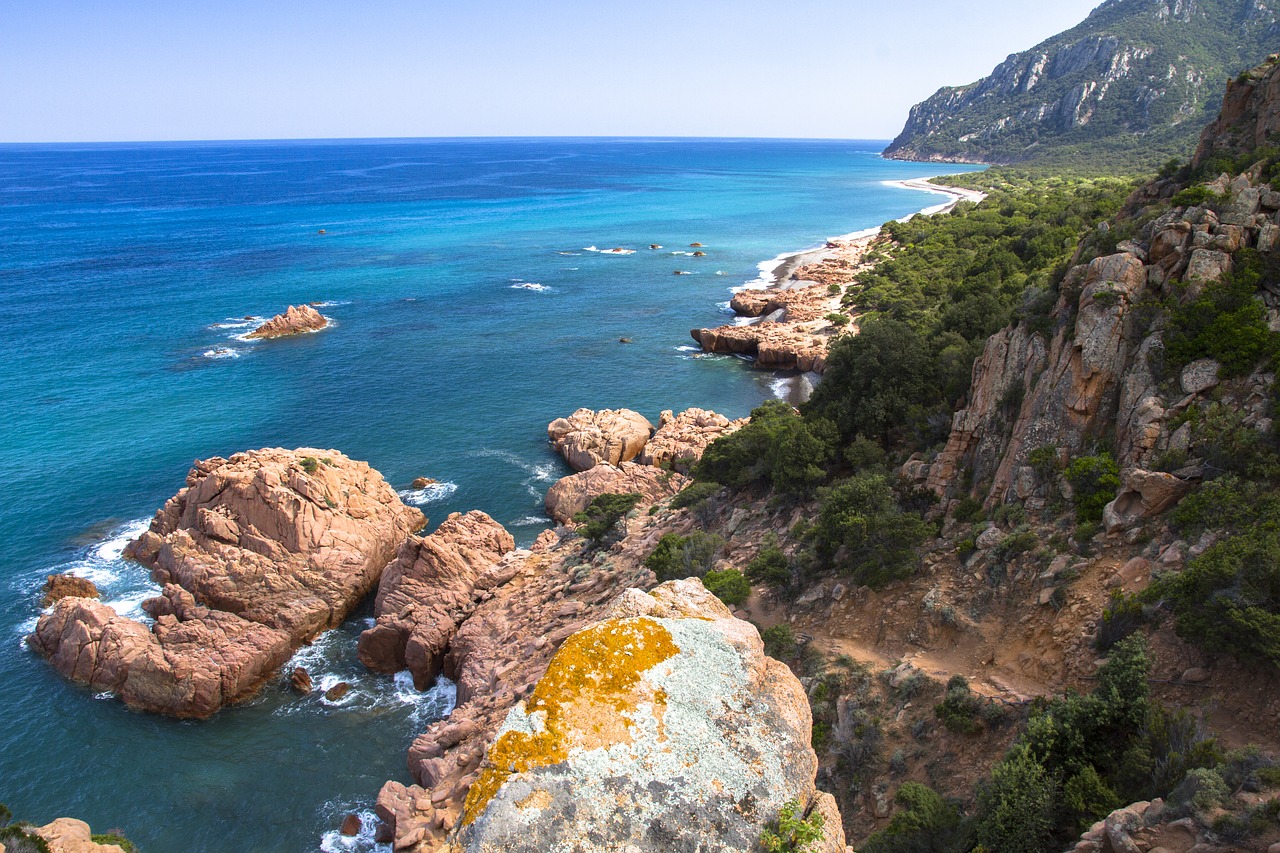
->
xmin=2 ymin=0 xmax=1103 ymax=142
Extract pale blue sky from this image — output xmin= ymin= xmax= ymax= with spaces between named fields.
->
xmin=1 ymin=1 xmax=1102 ymax=142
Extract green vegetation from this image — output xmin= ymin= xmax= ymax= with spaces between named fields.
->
xmin=668 ymin=480 xmax=720 ymax=510
xmin=703 ymin=568 xmax=751 ymax=606
xmin=1064 ymin=453 xmax=1121 ymax=524
xmin=0 ymin=805 xmax=138 ymax=853
xmin=746 ymin=536 xmax=794 ymax=590
xmin=1164 ymin=250 xmax=1280 ymax=376
xmin=812 ymin=472 xmax=933 ymax=589
xmin=860 ymin=782 xmax=967 ymax=853
xmin=934 ymin=675 xmax=986 ymax=735
xmin=692 ymin=400 xmax=834 ymax=496
xmin=760 ymin=799 xmax=824 ymax=853
xmin=571 ymin=492 xmax=641 ymax=543
xmin=761 ymin=624 xmax=797 ymax=660
xmin=884 ymin=3 xmax=1279 ymax=172
xmin=300 ymin=456 xmax=320 ymax=475
xmin=643 ymin=531 xmax=724 ymax=581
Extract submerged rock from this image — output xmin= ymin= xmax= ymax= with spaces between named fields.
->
xmin=451 ymin=578 xmax=847 ymax=852
xmin=30 ymin=448 xmax=423 ymax=718
xmin=245 ymin=304 xmax=328 ymax=339
xmin=290 ymin=666 xmax=313 ymax=694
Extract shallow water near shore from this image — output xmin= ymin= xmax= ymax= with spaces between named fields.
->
xmin=0 ymin=138 xmax=980 ymax=850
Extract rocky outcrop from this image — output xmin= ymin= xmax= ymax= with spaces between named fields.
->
xmin=42 ymin=573 xmax=99 ymax=606
xmin=926 ymin=62 xmax=1280 ymax=513
xmin=245 ymin=304 xmax=328 ymax=339
xmin=543 ymin=462 xmax=688 ymax=524
xmin=451 ymin=578 xmax=847 ymax=852
xmin=547 ymin=408 xmax=654 ymax=472
xmin=885 ymin=5 xmax=1278 ymax=167
xmin=692 ymin=235 xmax=879 ymax=372
xmin=30 ymin=448 xmax=423 ymax=718
xmin=358 ymin=511 xmax=516 ymax=687
xmin=1192 ymin=54 xmax=1280 ymax=169
xmin=28 ymin=818 xmax=129 ymax=853
xmin=637 ymin=407 xmax=748 ymax=472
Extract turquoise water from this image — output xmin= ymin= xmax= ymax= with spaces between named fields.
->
xmin=0 ymin=138 xmax=980 ymax=850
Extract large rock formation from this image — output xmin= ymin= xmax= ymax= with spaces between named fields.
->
xmin=885 ymin=4 xmax=1278 ymax=168
xmin=637 ymin=408 xmax=748 ymax=472
xmin=245 ymin=304 xmax=329 ymax=339
xmin=547 ymin=408 xmax=654 ymax=472
xmin=26 ymin=817 xmax=129 ymax=853
xmin=358 ymin=511 xmax=516 ymax=687
xmin=543 ymin=462 xmax=688 ymax=524
xmin=30 ymin=448 xmax=423 ymax=718
xmin=926 ymin=59 xmax=1280 ymax=515
xmin=451 ymin=578 xmax=847 ymax=852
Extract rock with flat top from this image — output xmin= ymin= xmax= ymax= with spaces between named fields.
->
xmin=42 ymin=573 xmax=99 ymax=606
xmin=547 ymin=408 xmax=654 ymax=471
xmin=31 ymin=448 xmax=423 ymax=718
xmin=637 ymin=408 xmax=748 ymax=472
xmin=245 ymin=304 xmax=328 ymax=339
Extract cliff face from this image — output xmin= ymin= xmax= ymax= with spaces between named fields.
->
xmin=923 ymin=58 xmax=1280 ymax=522
xmin=885 ymin=0 xmax=1279 ymax=168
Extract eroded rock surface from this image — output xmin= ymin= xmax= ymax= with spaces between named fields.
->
xmin=451 ymin=578 xmax=847 ymax=852
xmin=543 ymin=462 xmax=688 ymax=524
xmin=358 ymin=511 xmax=516 ymax=687
xmin=547 ymin=408 xmax=654 ymax=471
xmin=30 ymin=448 xmax=423 ymax=717
xmin=637 ymin=408 xmax=748 ymax=472
xmin=246 ymin=304 xmax=329 ymax=339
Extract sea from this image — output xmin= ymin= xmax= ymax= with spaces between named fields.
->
xmin=0 ymin=138 xmax=981 ymax=851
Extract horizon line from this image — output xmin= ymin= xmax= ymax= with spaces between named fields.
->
xmin=0 ymin=134 xmax=896 ymax=148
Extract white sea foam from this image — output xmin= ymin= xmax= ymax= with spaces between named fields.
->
xmin=582 ymin=246 xmax=635 ymax=255
xmin=210 ymin=319 xmax=259 ymax=330
xmin=770 ymin=372 xmax=820 ymax=404
xmin=510 ymin=515 xmax=552 ymax=527
xmin=202 ymin=347 xmax=242 ymax=360
xmin=509 ymin=282 xmax=552 ymax=293
xmin=396 ymin=482 xmax=458 ymax=505
xmin=310 ymin=300 xmax=351 ymax=308
xmin=732 ymin=316 xmax=757 ymax=327
xmin=674 ymin=345 xmax=701 ymax=353
xmin=318 ymin=808 xmax=389 ymax=853
xmin=716 ymin=301 xmax=734 ymax=314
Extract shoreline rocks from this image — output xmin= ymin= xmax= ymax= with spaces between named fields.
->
xmin=544 ymin=462 xmax=688 ymax=524
xmin=41 ymin=573 xmax=99 ymax=606
xmin=30 ymin=448 xmax=423 ymax=718
xmin=452 ymin=578 xmax=848 ymax=852
xmin=547 ymin=408 xmax=654 ymax=471
xmin=245 ymin=304 xmax=329 ymax=339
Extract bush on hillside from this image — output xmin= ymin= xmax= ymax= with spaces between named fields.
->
xmin=572 ymin=492 xmax=641 ymax=543
xmin=643 ymin=531 xmax=724 ymax=581
xmin=703 ymin=568 xmax=751 ymax=606
xmin=692 ymin=400 xmax=835 ymax=496
xmin=1165 ymin=250 xmax=1280 ymax=377
xmin=1064 ymin=453 xmax=1121 ymax=524
xmin=812 ymin=472 xmax=932 ymax=588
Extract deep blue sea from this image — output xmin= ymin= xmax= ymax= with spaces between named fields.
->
xmin=0 ymin=138 xmax=980 ymax=851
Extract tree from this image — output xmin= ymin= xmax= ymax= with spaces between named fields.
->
xmin=813 ymin=472 xmax=932 ymax=588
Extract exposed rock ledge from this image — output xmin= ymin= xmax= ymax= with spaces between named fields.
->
xmin=29 ymin=448 xmax=423 ymax=718
xmin=453 ymin=578 xmax=848 ymax=852
xmin=690 ymin=233 xmax=881 ymax=372
xmin=547 ymin=407 xmax=654 ymax=471
xmin=246 ymin=303 xmax=329 ymax=339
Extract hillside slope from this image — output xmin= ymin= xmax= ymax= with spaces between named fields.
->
xmin=884 ymin=0 xmax=1279 ymax=171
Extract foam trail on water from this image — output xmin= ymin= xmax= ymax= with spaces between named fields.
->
xmin=397 ymin=482 xmax=458 ymax=506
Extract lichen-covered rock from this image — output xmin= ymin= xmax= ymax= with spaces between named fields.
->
xmin=547 ymin=408 xmax=654 ymax=472
xmin=358 ymin=511 xmax=516 ymax=687
xmin=245 ymin=304 xmax=329 ymax=339
xmin=543 ymin=462 xmax=688 ymax=524
xmin=30 ymin=448 xmax=423 ymax=717
xmin=637 ymin=408 xmax=748 ymax=472
xmin=450 ymin=578 xmax=847 ymax=852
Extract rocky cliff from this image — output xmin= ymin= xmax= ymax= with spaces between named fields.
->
xmin=30 ymin=448 xmax=423 ymax=718
xmin=885 ymin=0 xmax=1279 ymax=169
xmin=922 ymin=59 xmax=1280 ymax=519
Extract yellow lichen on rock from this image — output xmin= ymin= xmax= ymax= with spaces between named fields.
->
xmin=460 ymin=616 xmax=679 ymax=826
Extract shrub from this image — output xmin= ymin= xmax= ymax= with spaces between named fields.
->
xmin=760 ymin=799 xmax=824 ymax=853
xmin=1170 ymin=767 xmax=1230 ymax=815
xmin=746 ymin=538 xmax=792 ymax=589
xmin=813 ymin=472 xmax=932 ymax=588
xmin=704 ymin=568 xmax=751 ymax=606
xmin=974 ymin=746 xmax=1056 ymax=853
xmin=300 ymin=456 xmax=320 ymax=474
xmin=825 ymin=312 xmax=851 ymax=327
xmin=860 ymin=782 xmax=968 ymax=853
xmin=1164 ymin=249 xmax=1280 ymax=377
xmin=935 ymin=675 xmax=984 ymax=734
xmin=1062 ymin=765 xmax=1121 ymax=832
xmin=1150 ymin=528 xmax=1280 ymax=665
xmin=1171 ymin=185 xmax=1219 ymax=208
xmin=693 ymin=400 xmax=836 ymax=496
xmin=1028 ymin=445 xmax=1061 ymax=481
xmin=952 ymin=495 xmax=985 ymax=523
xmin=669 ymin=480 xmax=720 ymax=510
xmin=991 ymin=528 xmax=1038 ymax=563
xmin=0 ymin=827 xmax=53 ymax=853
xmin=761 ymin=624 xmax=797 ymax=660
xmin=1096 ymin=590 xmax=1146 ymax=652
xmin=1065 ymin=453 xmax=1121 ymax=524
xmin=643 ymin=531 xmax=725 ymax=581
xmin=572 ymin=492 xmax=641 ymax=543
